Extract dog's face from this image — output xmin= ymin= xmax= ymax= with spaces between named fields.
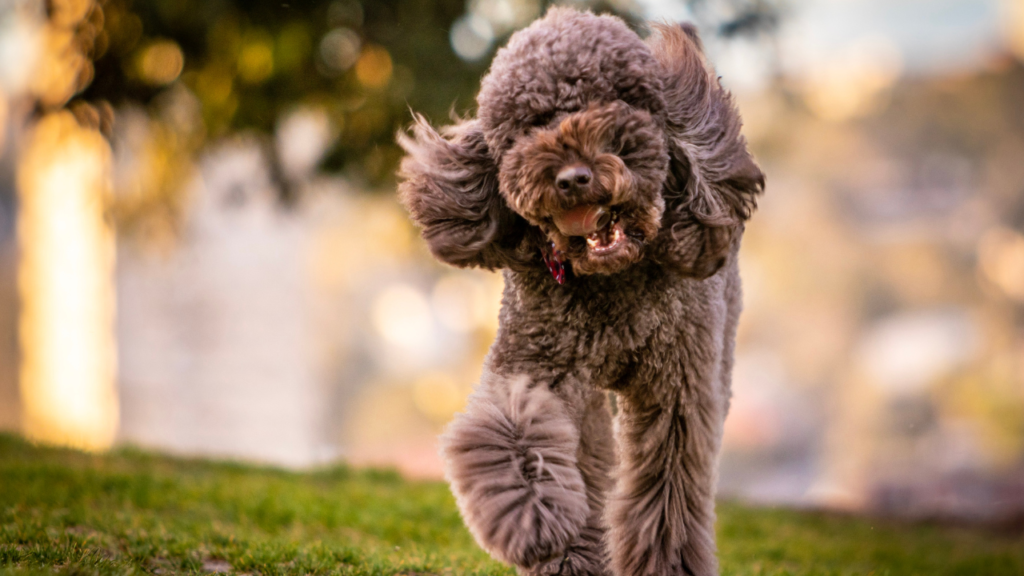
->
xmin=497 ymin=101 xmax=670 ymax=276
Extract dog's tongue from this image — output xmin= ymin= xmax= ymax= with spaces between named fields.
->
xmin=553 ymin=205 xmax=610 ymax=237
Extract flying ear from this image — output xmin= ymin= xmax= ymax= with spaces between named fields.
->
xmin=397 ymin=116 xmax=527 ymax=270
xmin=647 ymin=23 xmax=765 ymax=278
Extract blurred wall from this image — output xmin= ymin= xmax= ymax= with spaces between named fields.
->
xmin=116 ymin=138 xmax=327 ymax=466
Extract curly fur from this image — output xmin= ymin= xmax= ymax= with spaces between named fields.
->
xmin=398 ymin=7 xmax=764 ymax=576
xmin=476 ymin=8 xmax=667 ymax=158
xmin=441 ymin=372 xmax=590 ymax=568
xmin=397 ymin=117 xmax=529 ymax=269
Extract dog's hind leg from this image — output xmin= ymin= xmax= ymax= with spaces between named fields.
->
xmin=440 ymin=370 xmax=591 ymax=571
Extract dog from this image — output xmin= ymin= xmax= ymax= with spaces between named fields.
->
xmin=397 ymin=7 xmax=764 ymax=576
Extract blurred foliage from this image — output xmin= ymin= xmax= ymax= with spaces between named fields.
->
xmin=63 ymin=0 xmax=779 ymax=190
xmin=69 ymin=0 xmax=635 ymax=189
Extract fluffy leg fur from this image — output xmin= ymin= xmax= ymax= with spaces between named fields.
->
xmin=607 ymin=394 xmax=722 ymax=576
xmin=529 ymin=389 xmax=616 ymax=576
xmin=441 ymin=371 xmax=591 ymax=570
xmin=605 ymin=281 xmax=731 ymax=576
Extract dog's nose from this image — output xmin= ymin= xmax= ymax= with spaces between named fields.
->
xmin=555 ymin=164 xmax=592 ymax=192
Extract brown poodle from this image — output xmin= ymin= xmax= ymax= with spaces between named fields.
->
xmin=397 ymin=8 xmax=764 ymax=576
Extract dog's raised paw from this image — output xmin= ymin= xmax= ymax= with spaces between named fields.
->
xmin=440 ymin=374 xmax=590 ymax=569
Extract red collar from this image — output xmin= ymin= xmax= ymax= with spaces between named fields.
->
xmin=542 ymin=243 xmax=568 ymax=285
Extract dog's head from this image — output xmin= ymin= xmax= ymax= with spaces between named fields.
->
xmin=398 ymin=8 xmax=763 ymax=280
xmin=497 ymin=101 xmax=668 ymax=275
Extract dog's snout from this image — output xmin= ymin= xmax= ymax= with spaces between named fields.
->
xmin=555 ymin=164 xmax=592 ymax=192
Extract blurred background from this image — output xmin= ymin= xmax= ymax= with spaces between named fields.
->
xmin=1 ymin=0 xmax=1023 ymax=524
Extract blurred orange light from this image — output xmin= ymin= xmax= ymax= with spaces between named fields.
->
xmin=49 ymin=0 xmax=94 ymax=29
xmin=978 ymin=226 xmax=1024 ymax=301
xmin=16 ymin=112 xmax=118 ymax=451
xmin=355 ymin=45 xmax=393 ymax=89
xmin=31 ymin=26 xmax=91 ymax=108
xmin=1004 ymin=0 xmax=1024 ymax=61
xmin=137 ymin=40 xmax=184 ymax=86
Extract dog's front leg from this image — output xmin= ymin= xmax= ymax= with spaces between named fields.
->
xmin=528 ymin=386 xmax=616 ymax=576
xmin=440 ymin=370 xmax=591 ymax=571
xmin=606 ymin=357 xmax=728 ymax=576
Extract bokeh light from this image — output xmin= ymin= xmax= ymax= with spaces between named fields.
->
xmin=49 ymin=0 xmax=92 ymax=28
xmin=32 ymin=24 xmax=91 ymax=107
xmin=319 ymin=27 xmax=361 ymax=73
xmin=275 ymin=22 xmax=312 ymax=74
xmin=276 ymin=106 xmax=336 ymax=180
xmin=0 ymin=8 xmax=41 ymax=94
xmin=470 ymin=0 xmax=541 ymax=35
xmin=16 ymin=111 xmax=117 ymax=451
xmin=372 ymin=283 xmax=434 ymax=350
xmin=1005 ymin=0 xmax=1024 ymax=61
xmin=237 ymin=33 xmax=274 ymax=84
xmin=137 ymin=40 xmax=184 ymax=86
xmin=450 ymin=13 xmax=495 ymax=62
xmin=354 ymin=44 xmax=392 ymax=89
xmin=978 ymin=226 xmax=1024 ymax=301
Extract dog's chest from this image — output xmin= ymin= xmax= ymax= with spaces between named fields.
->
xmin=490 ymin=266 xmax=691 ymax=387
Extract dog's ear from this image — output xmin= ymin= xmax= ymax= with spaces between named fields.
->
xmin=647 ymin=23 xmax=765 ymax=278
xmin=397 ymin=115 xmax=528 ymax=270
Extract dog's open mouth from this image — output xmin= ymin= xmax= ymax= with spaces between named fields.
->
xmin=553 ymin=204 xmax=626 ymax=255
xmin=585 ymin=218 xmax=625 ymax=254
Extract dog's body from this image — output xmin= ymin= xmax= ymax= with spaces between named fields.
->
xmin=398 ymin=8 xmax=763 ymax=576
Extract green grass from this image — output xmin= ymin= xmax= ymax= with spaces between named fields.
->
xmin=1 ymin=433 xmax=1021 ymax=576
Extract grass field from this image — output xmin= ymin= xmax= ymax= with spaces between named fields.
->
xmin=1 ymin=432 xmax=1022 ymax=576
